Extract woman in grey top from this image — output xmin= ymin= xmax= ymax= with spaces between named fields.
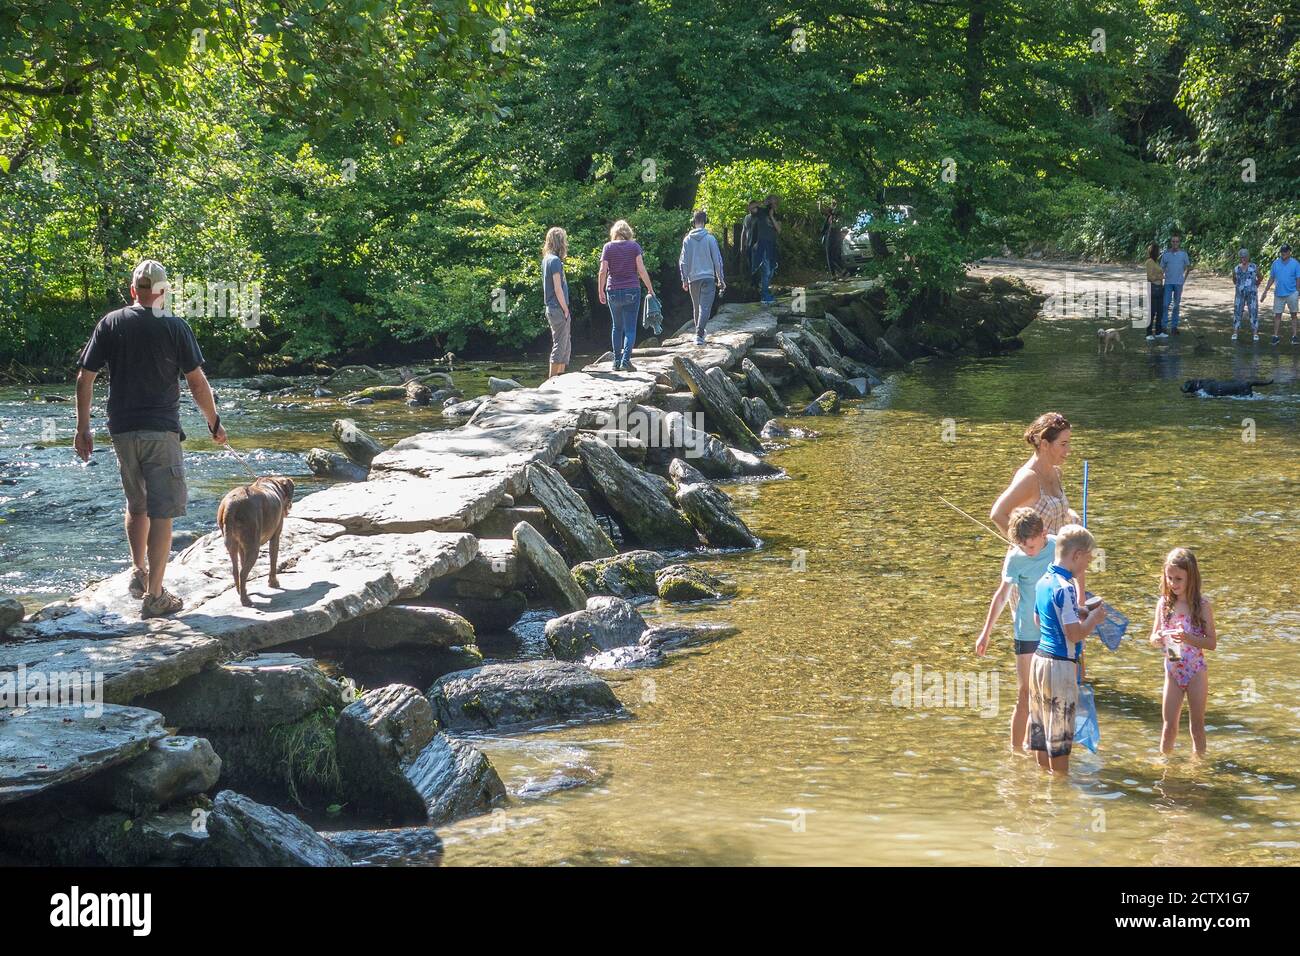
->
xmin=541 ymin=227 xmax=572 ymax=378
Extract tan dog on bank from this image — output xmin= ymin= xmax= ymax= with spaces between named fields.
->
xmin=1097 ymin=327 xmax=1125 ymax=353
xmin=216 ymin=476 xmax=294 ymax=607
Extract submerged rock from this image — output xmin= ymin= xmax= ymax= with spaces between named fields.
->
xmin=761 ymin=419 xmax=789 ymax=439
xmin=307 ymin=447 xmax=370 ymax=482
xmin=206 ymin=790 xmax=350 ymax=867
xmin=0 ymin=596 xmax=25 ymax=633
xmin=802 ymin=390 xmax=841 ymax=416
xmin=544 ymin=596 xmax=648 ymax=660
xmin=655 ymin=563 xmax=731 ymax=602
xmin=571 ymin=549 xmax=667 ymax=598
xmin=669 ymin=458 xmax=760 ymax=549
xmin=323 ymin=826 xmax=444 ymax=866
xmin=513 ymin=520 xmax=586 ymax=613
xmin=428 ymin=660 xmax=624 ymax=731
xmin=336 ymin=684 xmax=505 ymax=825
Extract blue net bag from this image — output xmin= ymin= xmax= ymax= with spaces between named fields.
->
xmin=1085 ymin=592 xmax=1128 ymax=651
xmin=1075 ymin=682 xmax=1100 ymax=753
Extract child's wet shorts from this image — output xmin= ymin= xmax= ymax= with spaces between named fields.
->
xmin=1028 ymin=652 xmax=1078 ymax=757
xmin=1014 ymin=639 xmax=1039 ymax=656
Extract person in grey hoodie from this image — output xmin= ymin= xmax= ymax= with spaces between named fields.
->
xmin=679 ymin=210 xmax=726 ymax=346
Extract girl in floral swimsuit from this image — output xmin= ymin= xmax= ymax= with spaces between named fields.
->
xmin=1148 ymin=548 xmax=1218 ymax=756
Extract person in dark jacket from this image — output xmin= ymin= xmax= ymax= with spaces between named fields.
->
xmin=750 ymin=195 xmax=781 ymax=305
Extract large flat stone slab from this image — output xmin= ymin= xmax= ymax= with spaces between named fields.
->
xmin=290 ymin=531 xmax=477 ymax=600
xmin=0 ymin=705 xmax=167 ymax=805
xmin=293 ymin=473 xmax=510 ymax=533
xmin=669 ymin=304 xmax=778 ymax=341
xmin=0 ymin=630 xmax=223 ymax=704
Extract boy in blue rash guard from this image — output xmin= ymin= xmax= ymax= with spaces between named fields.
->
xmin=1029 ymin=524 xmax=1107 ymax=774
xmin=975 ymin=507 xmax=1055 ymax=753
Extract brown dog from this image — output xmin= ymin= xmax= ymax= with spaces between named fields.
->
xmin=216 ymin=476 xmax=294 ymax=607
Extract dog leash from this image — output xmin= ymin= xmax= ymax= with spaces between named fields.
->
xmin=209 ymin=414 xmax=260 ymax=479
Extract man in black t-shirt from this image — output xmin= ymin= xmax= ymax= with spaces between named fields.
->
xmin=74 ymin=259 xmax=229 ymax=619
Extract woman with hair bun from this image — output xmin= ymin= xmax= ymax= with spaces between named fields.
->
xmin=990 ymin=412 xmax=1077 ymax=537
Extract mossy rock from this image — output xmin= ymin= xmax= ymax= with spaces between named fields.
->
xmin=348 ymin=384 xmax=408 ymax=401
xmin=655 ymin=563 xmax=731 ymax=603
xmin=203 ymin=707 xmax=343 ymax=811
xmin=572 ymin=550 xmax=667 ymax=598
xmin=802 ymin=390 xmax=841 ymax=416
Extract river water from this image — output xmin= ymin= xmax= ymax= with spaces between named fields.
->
xmin=4 ymin=264 xmax=1299 ymax=865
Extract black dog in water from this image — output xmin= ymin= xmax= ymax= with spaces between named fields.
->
xmin=1182 ymin=378 xmax=1274 ymax=397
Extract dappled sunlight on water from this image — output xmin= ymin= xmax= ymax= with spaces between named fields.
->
xmin=4 ymin=309 xmax=1299 ymax=865
xmin=443 ymin=310 xmax=1300 ymax=866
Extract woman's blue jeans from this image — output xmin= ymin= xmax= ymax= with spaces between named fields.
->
xmin=607 ymin=287 xmax=640 ymax=366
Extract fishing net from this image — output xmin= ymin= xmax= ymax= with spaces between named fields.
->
xmin=1086 ymin=592 xmax=1128 ymax=651
xmin=1075 ymin=682 xmax=1100 ymax=753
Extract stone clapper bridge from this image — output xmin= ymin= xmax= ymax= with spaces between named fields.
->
xmin=1 ymin=274 xmax=1036 ymax=858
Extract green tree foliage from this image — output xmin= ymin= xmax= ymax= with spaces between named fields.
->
xmin=2 ymin=0 xmax=1296 ymax=372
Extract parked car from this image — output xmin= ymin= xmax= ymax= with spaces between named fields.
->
xmin=841 ymin=205 xmax=916 ymax=267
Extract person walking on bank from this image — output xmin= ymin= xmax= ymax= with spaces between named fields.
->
xmin=750 ymin=195 xmax=781 ymax=305
xmin=541 ymin=227 xmax=572 ymax=377
xmin=1159 ymin=233 xmax=1193 ymax=335
xmin=74 ymin=259 xmax=227 ymax=618
xmin=822 ymin=204 xmax=845 ymax=277
xmin=1144 ymin=242 xmax=1166 ymax=340
xmin=597 ymin=220 xmax=655 ymax=371
xmin=1258 ymin=243 xmax=1300 ymax=346
xmin=679 ymin=210 xmax=726 ymax=346
xmin=1231 ymin=248 xmax=1260 ymax=343
xmin=740 ymin=199 xmax=759 ymax=284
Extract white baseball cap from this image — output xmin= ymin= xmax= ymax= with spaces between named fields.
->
xmin=131 ymin=259 xmax=168 ymax=291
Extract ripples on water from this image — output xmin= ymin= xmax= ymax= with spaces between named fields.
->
xmin=4 ymin=320 xmax=1299 ymax=865
xmin=0 ymin=362 xmax=545 ymax=606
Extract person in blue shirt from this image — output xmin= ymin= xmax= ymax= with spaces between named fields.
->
xmin=1029 ymin=524 xmax=1107 ymax=774
xmin=1258 ymin=243 xmax=1300 ymax=346
xmin=1159 ymin=234 xmax=1193 ymax=335
xmin=975 ymin=508 xmax=1055 ymax=753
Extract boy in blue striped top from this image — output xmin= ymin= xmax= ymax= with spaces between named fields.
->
xmin=1029 ymin=524 xmax=1108 ymax=774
